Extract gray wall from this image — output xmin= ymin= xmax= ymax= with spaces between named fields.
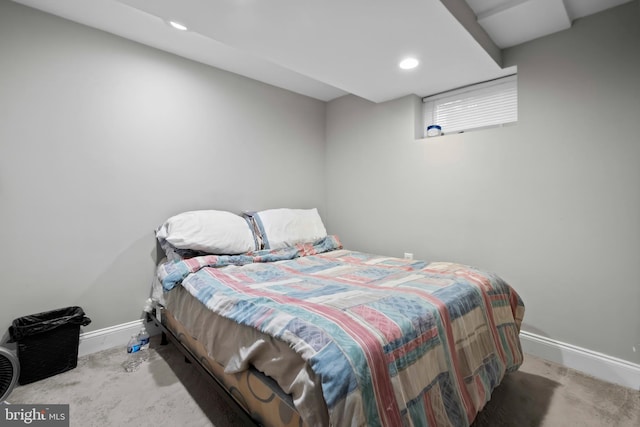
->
xmin=325 ymin=1 xmax=640 ymax=364
xmin=0 ymin=1 xmax=326 ymax=333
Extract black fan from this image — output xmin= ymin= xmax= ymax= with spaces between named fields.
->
xmin=0 ymin=347 xmax=19 ymax=402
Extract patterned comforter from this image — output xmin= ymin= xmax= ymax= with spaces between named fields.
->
xmin=159 ymin=236 xmax=525 ymax=427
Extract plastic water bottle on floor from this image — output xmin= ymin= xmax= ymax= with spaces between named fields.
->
xmin=124 ymin=334 xmax=142 ymax=372
xmin=137 ymin=326 xmax=150 ymax=363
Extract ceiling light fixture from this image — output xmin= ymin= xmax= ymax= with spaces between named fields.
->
xmin=399 ymin=57 xmax=419 ymax=70
xmin=168 ymin=21 xmax=188 ymax=31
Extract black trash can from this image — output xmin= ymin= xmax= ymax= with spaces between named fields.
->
xmin=8 ymin=306 xmax=91 ymax=385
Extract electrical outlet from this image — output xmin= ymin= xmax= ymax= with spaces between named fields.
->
xmin=404 ymin=252 xmax=413 ymax=260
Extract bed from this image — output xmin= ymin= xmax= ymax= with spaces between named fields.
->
xmin=151 ymin=209 xmax=525 ymax=427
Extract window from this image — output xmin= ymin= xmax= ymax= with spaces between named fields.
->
xmin=422 ymin=74 xmax=517 ymax=137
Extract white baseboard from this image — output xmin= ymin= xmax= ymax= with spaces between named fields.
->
xmin=78 ymin=318 xmax=161 ymax=358
xmin=520 ymin=331 xmax=640 ymax=391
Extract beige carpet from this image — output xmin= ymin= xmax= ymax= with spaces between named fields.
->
xmin=8 ymin=336 xmax=640 ymax=426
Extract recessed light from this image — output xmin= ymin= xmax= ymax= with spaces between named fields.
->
xmin=399 ymin=57 xmax=419 ymax=70
xmin=168 ymin=21 xmax=188 ymax=31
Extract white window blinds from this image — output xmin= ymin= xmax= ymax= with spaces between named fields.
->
xmin=422 ymin=75 xmax=517 ymax=136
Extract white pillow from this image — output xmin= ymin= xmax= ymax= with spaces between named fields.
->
xmin=156 ymin=210 xmax=256 ymax=255
xmin=254 ymin=208 xmax=327 ymax=249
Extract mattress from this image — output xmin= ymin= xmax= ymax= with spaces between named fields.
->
xmin=160 ymin=298 xmax=305 ymax=427
xmin=156 ymin=236 xmax=525 ymax=426
xmin=163 ymin=283 xmax=325 ymax=426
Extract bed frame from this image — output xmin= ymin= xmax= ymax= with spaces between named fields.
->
xmin=147 ymin=307 xmax=305 ymax=427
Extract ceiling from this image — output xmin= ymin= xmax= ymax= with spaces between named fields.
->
xmin=12 ymin=0 xmax=632 ymax=103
